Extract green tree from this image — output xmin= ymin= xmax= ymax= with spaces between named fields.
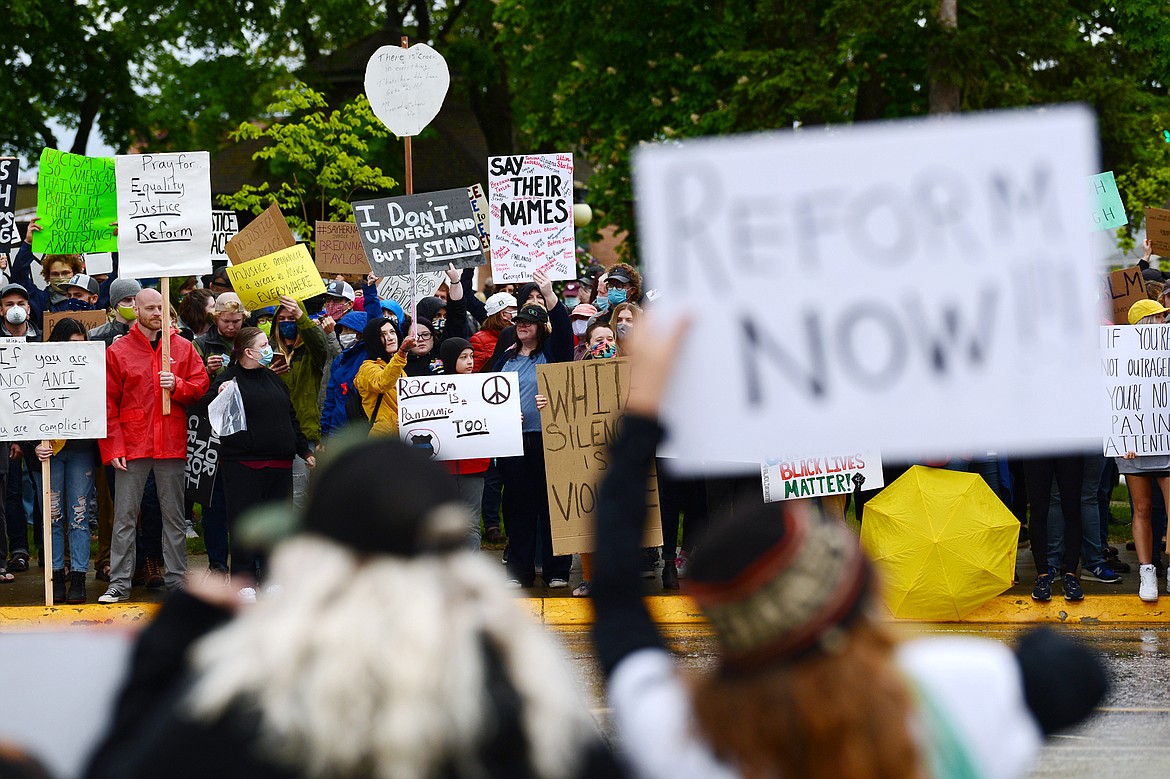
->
xmin=216 ymin=83 xmax=398 ymax=248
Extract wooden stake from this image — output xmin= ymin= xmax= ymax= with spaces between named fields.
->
xmin=40 ymin=442 xmax=52 ymax=607
xmin=401 ymin=34 xmax=419 ymax=331
xmin=160 ymin=279 xmax=172 ymax=415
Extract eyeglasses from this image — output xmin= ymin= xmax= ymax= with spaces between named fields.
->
xmin=416 ymin=332 xmax=434 ymax=342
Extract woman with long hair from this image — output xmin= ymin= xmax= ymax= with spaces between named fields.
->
xmin=354 ymin=317 xmax=416 ymax=436
xmin=178 ymin=288 xmax=215 ymax=341
xmin=590 ymin=318 xmax=1108 ymax=779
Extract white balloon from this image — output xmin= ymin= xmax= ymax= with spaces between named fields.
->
xmin=364 ymin=43 xmax=451 ymax=137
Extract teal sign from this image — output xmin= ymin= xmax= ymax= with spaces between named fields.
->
xmin=1089 ymin=171 xmax=1127 ymax=232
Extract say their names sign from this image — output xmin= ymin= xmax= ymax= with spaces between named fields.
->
xmin=488 ymin=153 xmax=575 ymax=284
xmin=635 ymin=107 xmax=1106 ymax=466
xmin=762 ymin=451 xmax=884 ymax=503
xmin=0 ymin=342 xmax=106 ymax=440
xmin=352 ymin=189 xmax=486 ymax=277
xmin=315 ymin=221 xmax=372 ymax=275
xmin=0 ymin=157 xmax=18 ymax=246
xmin=115 ymin=152 xmax=214 ymax=278
xmin=211 ymin=210 xmax=239 ymax=261
xmin=1088 ymin=172 xmax=1127 ymax=231
xmin=1106 ymin=266 xmax=1147 ymax=325
xmin=225 ymin=203 xmax=297 ymax=265
xmin=32 ymin=149 xmax=118 ymax=254
xmin=1147 ymin=207 xmax=1170 ymax=257
xmin=1101 ymin=325 xmax=1170 ymax=457
xmin=396 ymin=373 xmax=523 ymax=460
xmin=225 ymin=244 xmax=328 ymax=310
xmin=538 ymin=359 xmax=662 ymax=556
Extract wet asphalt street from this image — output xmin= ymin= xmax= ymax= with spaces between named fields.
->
xmin=553 ymin=624 xmax=1170 ymax=779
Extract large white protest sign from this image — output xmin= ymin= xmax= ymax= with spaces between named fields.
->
xmin=377 ymin=271 xmax=445 ymax=312
xmin=211 ymin=209 xmax=239 ymax=261
xmin=636 ymin=107 xmax=1104 ymax=468
xmin=115 ymin=152 xmax=213 ymax=278
xmin=1101 ymin=325 xmax=1170 ymax=457
xmin=397 ymin=372 xmax=523 ymax=460
xmin=364 ymin=43 xmax=450 ymax=137
xmin=488 ymin=153 xmax=575 ymax=284
xmin=762 ymin=451 xmax=884 ymax=503
xmin=0 ymin=341 xmax=106 ymax=440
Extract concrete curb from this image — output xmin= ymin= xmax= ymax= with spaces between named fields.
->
xmin=2 ymin=595 xmax=1169 ymax=630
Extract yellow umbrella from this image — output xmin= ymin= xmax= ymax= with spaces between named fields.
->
xmin=860 ymin=465 xmax=1019 ymax=620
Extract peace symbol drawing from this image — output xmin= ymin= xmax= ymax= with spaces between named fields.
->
xmin=482 ymin=375 xmax=512 ymax=405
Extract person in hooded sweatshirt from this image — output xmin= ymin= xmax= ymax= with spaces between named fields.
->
xmin=354 ymin=317 xmax=416 ymax=436
xmin=319 ymin=310 xmax=370 ymax=442
xmin=405 ymin=266 xmax=470 ymax=377
xmin=439 ymin=337 xmax=490 ymax=549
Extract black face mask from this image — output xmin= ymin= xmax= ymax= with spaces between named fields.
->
xmin=431 ymin=318 xmax=445 ymax=336
xmin=60 ymin=298 xmax=94 ymax=312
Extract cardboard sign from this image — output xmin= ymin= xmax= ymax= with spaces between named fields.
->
xmin=468 ymin=183 xmax=491 ymax=257
xmin=1106 ymin=266 xmax=1147 ymax=325
xmin=538 ymin=359 xmax=662 ymax=555
xmin=762 ymin=451 xmax=884 ymax=503
xmin=1088 ymin=172 xmax=1127 ymax=232
xmin=352 ymin=188 xmax=486 ymax=277
xmin=376 ymin=269 xmax=445 ymax=313
xmin=83 ymin=252 xmax=114 ymax=276
xmin=115 ymin=152 xmax=214 ymax=278
xmin=43 ymin=309 xmax=109 ymax=337
xmin=1101 ymin=325 xmax=1170 ymax=456
xmin=1147 ymin=207 xmax=1170 ymax=257
xmin=225 ymin=203 xmax=296 ymax=264
xmin=211 ymin=210 xmax=239 ymax=261
xmin=0 ymin=157 xmax=18 ymax=246
xmin=185 ymin=411 xmax=221 ymax=505
xmin=226 ymin=244 xmax=327 ymax=310
xmin=315 ymin=220 xmax=372 ymax=275
xmin=488 ymin=153 xmax=575 ymax=284
xmin=634 ymin=106 xmax=1106 ymax=467
xmin=0 ymin=341 xmax=106 ymax=440
xmin=396 ymin=372 xmax=523 ymax=460
xmin=364 ymin=43 xmax=450 ymax=137
xmin=31 ymin=149 xmax=117 ymax=254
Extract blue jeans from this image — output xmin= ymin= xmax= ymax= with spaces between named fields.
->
xmin=1047 ymin=453 xmax=1105 ymax=570
xmin=31 ymin=447 xmax=96 ymax=572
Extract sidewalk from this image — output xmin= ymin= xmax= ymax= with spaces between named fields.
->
xmin=2 ymin=547 xmax=1169 ymax=628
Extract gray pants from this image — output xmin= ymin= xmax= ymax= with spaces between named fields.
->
xmin=456 ymin=474 xmax=485 ymax=550
xmin=111 ymin=459 xmax=187 ymax=592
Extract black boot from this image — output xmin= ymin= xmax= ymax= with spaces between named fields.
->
xmin=662 ymin=562 xmax=679 ymax=590
xmin=67 ymin=571 xmax=87 ymax=604
xmin=53 ymin=570 xmax=67 ymax=604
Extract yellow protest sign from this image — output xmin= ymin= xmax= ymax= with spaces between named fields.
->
xmin=225 ymin=244 xmax=327 ymax=310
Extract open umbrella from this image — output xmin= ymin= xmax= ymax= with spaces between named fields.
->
xmin=860 ymin=465 xmax=1018 ymax=620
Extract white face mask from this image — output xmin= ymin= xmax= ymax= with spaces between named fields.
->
xmin=571 ymin=319 xmax=588 ymax=337
xmin=339 ymin=332 xmax=359 ymax=349
xmin=5 ymin=306 xmax=27 ymax=325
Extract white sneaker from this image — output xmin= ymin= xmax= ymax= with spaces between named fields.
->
xmin=97 ymin=586 xmax=129 ymax=604
xmin=1138 ymin=564 xmax=1158 ymax=602
xmin=238 ymin=587 xmax=258 ymax=604
xmin=504 ymin=579 xmax=523 ymax=590
xmin=547 ymin=578 xmax=569 ymax=589
xmin=184 ymin=520 xmax=199 ymax=540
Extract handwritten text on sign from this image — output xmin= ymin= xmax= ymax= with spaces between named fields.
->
xmin=0 ymin=158 xmax=18 ymax=246
xmin=185 ymin=412 xmax=221 ymax=506
xmin=762 ymin=451 xmax=884 ymax=503
xmin=352 ymin=189 xmax=486 ymax=277
xmin=363 ymin=43 xmax=450 ymax=138
xmin=1105 ymin=266 xmax=1146 ymax=325
xmin=636 ymin=107 xmax=1105 ymax=467
xmin=1088 ymin=172 xmax=1127 ymax=232
xmin=226 ymin=244 xmax=327 ymax=310
xmin=396 ymin=372 xmax=523 ymax=460
xmin=538 ymin=359 xmax=661 ymax=555
xmin=0 ymin=342 xmax=106 ymax=440
xmin=315 ymin=221 xmax=372 ymax=275
xmin=377 ymin=271 xmax=444 ymax=313
xmin=488 ymin=153 xmax=575 ymax=284
xmin=1101 ymin=325 xmax=1170 ymax=457
xmin=115 ymin=152 xmax=214 ymax=278
xmin=32 ymin=150 xmax=118 ymax=254
xmin=225 ymin=203 xmax=296 ymax=265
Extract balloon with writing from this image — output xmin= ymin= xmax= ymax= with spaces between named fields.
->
xmin=364 ymin=43 xmax=450 ymax=137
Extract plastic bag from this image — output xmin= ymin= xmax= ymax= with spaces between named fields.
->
xmin=208 ymin=379 xmax=247 ymax=437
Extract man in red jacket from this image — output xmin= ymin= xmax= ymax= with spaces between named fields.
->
xmin=98 ymin=288 xmax=210 ymax=603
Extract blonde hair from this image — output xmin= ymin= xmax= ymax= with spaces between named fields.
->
xmin=212 ymin=293 xmax=249 ymax=319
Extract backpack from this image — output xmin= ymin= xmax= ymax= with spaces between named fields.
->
xmin=344 ymin=381 xmax=383 ymax=428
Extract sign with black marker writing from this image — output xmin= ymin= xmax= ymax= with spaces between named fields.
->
xmin=1105 ymin=266 xmax=1146 ymax=325
xmin=225 ymin=244 xmax=327 ymax=310
xmin=636 ymin=107 xmax=1105 ymax=467
xmin=0 ymin=342 xmax=106 ymax=440
xmin=0 ymin=157 xmax=18 ymax=246
xmin=1101 ymin=325 xmax=1170 ymax=457
xmin=211 ymin=210 xmax=239 ymax=261
xmin=1088 ymin=171 xmax=1127 ymax=231
xmin=1147 ymin=207 xmax=1170 ymax=257
xmin=376 ymin=271 xmax=444 ymax=313
xmin=396 ymin=372 xmax=523 ymax=460
xmin=315 ymin=221 xmax=372 ymax=275
xmin=32 ymin=150 xmax=117 ymax=254
xmin=352 ymin=189 xmax=486 ymax=277
xmin=467 ymin=183 xmax=491 ymax=257
xmin=115 ymin=152 xmax=213 ymax=277
xmin=488 ymin=153 xmax=575 ymax=284
xmin=538 ymin=359 xmax=662 ymax=556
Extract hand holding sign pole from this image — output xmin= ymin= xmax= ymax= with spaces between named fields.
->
xmin=364 ymin=35 xmax=450 ymax=331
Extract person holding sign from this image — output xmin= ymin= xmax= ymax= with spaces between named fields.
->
xmin=99 ymin=289 xmax=210 ymax=603
xmin=33 ymin=318 xmax=98 ymax=604
xmin=404 ymin=266 xmax=470 ymax=377
xmin=13 ymin=219 xmax=116 ymax=322
xmin=208 ymin=327 xmax=315 ymax=588
xmin=270 ymin=295 xmax=329 ymax=506
xmin=491 ymin=270 xmax=574 ymax=589
xmin=355 ymin=318 xmax=416 ymax=435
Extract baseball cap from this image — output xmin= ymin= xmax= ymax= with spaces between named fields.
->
xmin=1128 ymin=299 xmax=1169 ymax=325
xmin=0 ymin=283 xmax=29 ymax=301
xmin=325 ymin=280 xmax=356 ymax=302
xmin=563 ymin=281 xmax=580 ymax=295
xmin=65 ymin=274 xmax=99 ymax=295
xmin=485 ymin=292 xmax=518 ymax=317
xmin=514 ymin=303 xmax=549 ymax=324
xmin=606 ymin=267 xmax=632 ymax=285
xmin=569 ymin=303 xmax=598 ymax=321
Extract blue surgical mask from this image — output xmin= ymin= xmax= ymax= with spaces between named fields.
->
xmin=277 ymin=321 xmax=298 ymax=340
xmin=607 ymin=288 xmax=627 ymax=307
xmin=563 ymin=296 xmax=579 ymax=309
xmin=595 ymin=296 xmax=609 ymax=313
xmin=255 ymin=345 xmax=275 ymax=366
